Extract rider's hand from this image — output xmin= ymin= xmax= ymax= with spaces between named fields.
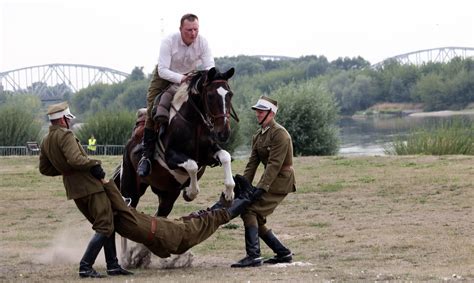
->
xmin=181 ymin=74 xmax=191 ymax=84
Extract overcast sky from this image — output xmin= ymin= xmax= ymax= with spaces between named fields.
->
xmin=1 ymin=0 xmax=473 ymax=74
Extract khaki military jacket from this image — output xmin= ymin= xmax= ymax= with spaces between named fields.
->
xmin=243 ymin=119 xmax=296 ymax=194
xmin=39 ymin=125 xmax=103 ymax=200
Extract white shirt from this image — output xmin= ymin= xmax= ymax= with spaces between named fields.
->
xmin=157 ymin=32 xmax=215 ymax=84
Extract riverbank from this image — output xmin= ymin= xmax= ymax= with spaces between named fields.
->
xmin=409 ymin=109 xmax=474 ymax=117
xmin=355 ymin=103 xmax=474 ymax=118
xmin=340 ymin=105 xmax=474 ymax=156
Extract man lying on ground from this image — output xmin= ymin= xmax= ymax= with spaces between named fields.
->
xmin=102 ymin=175 xmax=259 ymax=258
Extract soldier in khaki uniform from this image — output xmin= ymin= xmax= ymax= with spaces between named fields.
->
xmin=231 ymin=96 xmax=296 ymax=268
xmin=137 ymin=13 xmax=214 ymax=177
xmin=102 ymin=174 xmax=258 ymax=258
xmin=39 ymin=102 xmax=132 ymax=278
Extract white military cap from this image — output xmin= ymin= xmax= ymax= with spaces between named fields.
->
xmin=251 ymin=96 xmax=278 ymax=113
xmin=47 ymin=102 xmax=76 ymax=120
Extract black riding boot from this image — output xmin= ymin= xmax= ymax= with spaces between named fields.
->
xmin=210 ymin=175 xmax=258 ymax=212
xmin=261 ymin=230 xmax=292 ymax=264
xmin=231 ymin=226 xmax=263 ymax=268
xmin=226 ymin=197 xmax=252 ymax=219
xmin=103 ymin=233 xmax=133 ymax=276
xmin=137 ymin=128 xmax=156 ymax=177
xmin=79 ymin=233 xmax=107 ymax=278
xmin=186 ymin=191 xmax=252 ymax=220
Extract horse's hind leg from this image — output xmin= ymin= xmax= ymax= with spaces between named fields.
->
xmin=214 ymin=149 xmax=235 ymax=201
xmin=151 ymin=186 xmax=181 ymax=217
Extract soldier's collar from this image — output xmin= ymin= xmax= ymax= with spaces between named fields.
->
xmin=261 ymin=126 xmax=270 ymax=134
xmin=259 ymin=119 xmax=275 ymax=134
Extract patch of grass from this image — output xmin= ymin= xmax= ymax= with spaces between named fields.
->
xmin=222 ymin=223 xmax=239 ymax=229
xmin=318 ymin=182 xmax=344 ymax=193
xmin=358 ymin=176 xmax=376 ymax=183
xmin=52 ymin=191 xmax=66 ymax=197
xmin=388 ymin=118 xmax=474 ymax=155
xmin=296 ymin=185 xmax=314 ymax=193
xmin=310 ymin=222 xmax=330 ymax=228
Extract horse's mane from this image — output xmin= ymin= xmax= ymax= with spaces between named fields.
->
xmin=187 ymin=70 xmax=207 ymax=95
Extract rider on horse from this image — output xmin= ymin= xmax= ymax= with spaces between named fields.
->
xmin=138 ymin=13 xmax=214 ymax=177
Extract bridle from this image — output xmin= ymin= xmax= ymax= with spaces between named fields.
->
xmin=203 ymin=79 xmax=239 ymax=120
xmin=186 ymin=79 xmax=239 ymax=132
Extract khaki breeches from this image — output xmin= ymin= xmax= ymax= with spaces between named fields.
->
xmin=74 ymin=191 xmax=114 ymax=237
xmin=145 ymin=65 xmax=171 ymax=129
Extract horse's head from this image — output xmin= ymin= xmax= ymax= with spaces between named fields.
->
xmin=188 ymin=67 xmax=235 ymax=143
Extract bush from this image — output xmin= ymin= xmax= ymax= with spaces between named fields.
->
xmin=387 ymin=118 xmax=474 ymax=155
xmin=0 ymin=103 xmax=42 ymax=146
xmin=272 ymin=80 xmax=340 ymax=156
xmin=76 ymin=110 xmax=136 ymax=145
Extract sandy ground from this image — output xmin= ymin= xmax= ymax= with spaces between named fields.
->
xmin=0 ymin=155 xmax=473 ymax=282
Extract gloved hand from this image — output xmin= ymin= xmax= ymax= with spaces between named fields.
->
xmin=90 ymin=165 xmax=106 ymax=180
xmin=252 ymin=188 xmax=266 ymax=201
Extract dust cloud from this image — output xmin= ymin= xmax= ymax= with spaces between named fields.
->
xmin=34 ymin=221 xmax=112 ymax=267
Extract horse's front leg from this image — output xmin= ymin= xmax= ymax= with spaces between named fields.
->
xmin=214 ymin=149 xmax=235 ymax=201
xmin=178 ymin=159 xmax=200 ymax=201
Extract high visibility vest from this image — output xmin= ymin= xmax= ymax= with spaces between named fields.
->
xmin=88 ymin=138 xmax=97 ymax=151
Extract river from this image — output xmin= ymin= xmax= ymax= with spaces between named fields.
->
xmin=338 ymin=112 xmax=474 ymax=156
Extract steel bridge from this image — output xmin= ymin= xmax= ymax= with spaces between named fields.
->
xmin=0 ymin=63 xmax=129 ymax=99
xmin=371 ymin=46 xmax=474 ymax=68
xmin=1 ymin=47 xmax=473 ymax=98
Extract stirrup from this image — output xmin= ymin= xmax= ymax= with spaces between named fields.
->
xmin=137 ymin=158 xmax=152 ymax=177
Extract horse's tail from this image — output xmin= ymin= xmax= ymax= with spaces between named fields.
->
xmin=112 ymin=161 xmax=122 ymax=189
xmin=119 ymin=139 xmax=144 ymax=208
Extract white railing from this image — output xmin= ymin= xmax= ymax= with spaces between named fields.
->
xmin=0 ymin=145 xmax=125 ymax=156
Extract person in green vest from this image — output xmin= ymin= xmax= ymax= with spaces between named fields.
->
xmin=88 ymin=135 xmax=97 ymax=154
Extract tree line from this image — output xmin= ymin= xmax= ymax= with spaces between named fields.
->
xmin=1 ymin=55 xmax=473 ymax=155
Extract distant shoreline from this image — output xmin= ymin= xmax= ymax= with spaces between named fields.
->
xmin=409 ymin=109 xmax=474 ymax=117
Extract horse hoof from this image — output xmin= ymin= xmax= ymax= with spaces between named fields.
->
xmin=182 ymin=190 xmax=193 ymax=202
xmin=158 ymin=251 xmax=194 ymax=269
xmin=122 ymin=243 xmax=152 ymax=269
xmin=224 ymin=191 xmax=235 ymax=202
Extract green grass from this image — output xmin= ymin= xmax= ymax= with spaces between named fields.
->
xmin=387 ymin=118 xmax=474 ymax=155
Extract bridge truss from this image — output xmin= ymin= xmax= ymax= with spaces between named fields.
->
xmin=0 ymin=63 xmax=129 ymax=99
xmin=372 ymin=47 xmax=474 ymax=68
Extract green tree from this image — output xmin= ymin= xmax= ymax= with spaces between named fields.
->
xmin=127 ymin=66 xmax=145 ymax=81
xmin=114 ymin=80 xmax=149 ymax=111
xmin=76 ymin=110 xmax=135 ymax=145
xmin=412 ymin=73 xmax=448 ymax=111
xmin=272 ymin=79 xmax=340 ymax=156
xmin=0 ymin=100 xmax=42 ymax=145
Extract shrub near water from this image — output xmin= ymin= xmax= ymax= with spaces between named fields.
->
xmin=388 ymin=118 xmax=474 ymax=155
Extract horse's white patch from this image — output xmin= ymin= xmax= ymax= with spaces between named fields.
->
xmin=157 ymin=157 xmax=189 ymax=184
xmin=178 ymin=159 xmax=198 ymax=173
xmin=170 ymin=84 xmax=189 ymax=121
xmin=217 ymin=86 xmax=228 ymax=122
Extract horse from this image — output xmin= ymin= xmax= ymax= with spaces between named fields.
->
xmin=114 ymin=66 xmax=237 ymax=214
xmin=113 ymin=67 xmax=238 ymax=267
